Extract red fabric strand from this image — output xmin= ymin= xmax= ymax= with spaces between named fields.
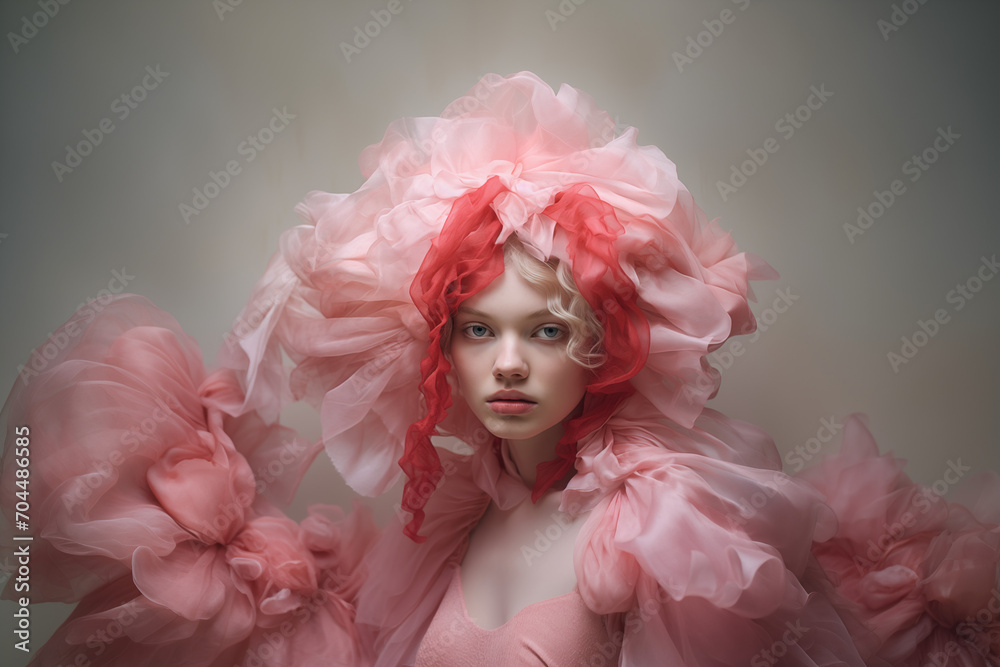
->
xmin=401 ymin=180 xmax=650 ymax=537
xmin=533 ymin=184 xmax=650 ymax=498
xmin=401 ymin=176 xmax=508 ymax=540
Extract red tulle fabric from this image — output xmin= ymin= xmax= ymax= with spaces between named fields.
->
xmin=218 ymin=72 xmax=773 ymax=515
xmin=402 ymin=176 xmax=507 ymax=541
xmin=400 ymin=178 xmax=655 ymax=539
xmin=533 ymin=183 xmax=650 ymax=500
xmin=2 ymin=72 xmax=998 ymax=667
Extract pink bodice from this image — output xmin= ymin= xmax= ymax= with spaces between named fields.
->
xmin=415 ymin=567 xmax=620 ymax=666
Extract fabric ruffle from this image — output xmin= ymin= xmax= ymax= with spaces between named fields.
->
xmin=213 ymin=72 xmax=880 ymax=665
xmin=217 ymin=71 xmax=776 ymax=504
xmin=564 ymin=404 xmax=868 ymax=666
xmin=355 ymin=447 xmax=497 ymax=667
xmin=353 ymin=408 xmax=871 ymax=666
xmin=0 ymin=295 xmax=380 ymax=667
xmin=798 ymin=415 xmax=1000 ymax=666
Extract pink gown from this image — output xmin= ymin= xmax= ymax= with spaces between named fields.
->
xmin=352 ymin=411 xmax=878 ymax=666
xmin=5 ymin=301 xmax=996 ymax=665
xmin=3 ymin=71 xmax=999 ymax=667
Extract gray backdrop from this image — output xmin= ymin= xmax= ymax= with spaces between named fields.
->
xmin=2 ymin=1 xmax=998 ymax=663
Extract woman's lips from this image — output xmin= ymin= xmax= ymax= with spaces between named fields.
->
xmin=487 ymin=399 xmax=536 ymax=415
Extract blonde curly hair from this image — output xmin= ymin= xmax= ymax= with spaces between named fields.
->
xmin=500 ymin=239 xmax=607 ymax=369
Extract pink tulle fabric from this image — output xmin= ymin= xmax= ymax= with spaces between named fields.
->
xmin=355 ymin=411 xmax=871 ymax=666
xmin=0 ymin=295 xmax=379 ymax=666
xmin=799 ymin=415 xmax=1000 ymax=666
xmin=217 ymin=71 xmax=775 ymax=503
xmin=4 ymin=71 xmax=998 ymax=667
xmin=223 ymin=71 xmax=871 ymax=666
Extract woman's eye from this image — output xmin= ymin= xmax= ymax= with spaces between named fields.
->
xmin=536 ymin=326 xmax=564 ymax=340
xmin=466 ymin=324 xmax=490 ymax=338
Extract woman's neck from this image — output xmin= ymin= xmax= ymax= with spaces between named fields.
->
xmin=505 ymin=438 xmax=550 ymax=487
xmin=503 ymin=421 xmax=573 ymax=487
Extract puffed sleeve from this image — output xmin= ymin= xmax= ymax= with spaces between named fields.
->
xmin=567 ymin=407 xmax=870 ymax=666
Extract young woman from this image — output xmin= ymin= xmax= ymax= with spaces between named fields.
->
xmin=222 ymin=72 xmax=873 ymax=665
xmin=3 ymin=72 xmax=998 ymax=666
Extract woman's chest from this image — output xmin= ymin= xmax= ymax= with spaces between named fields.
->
xmin=459 ymin=491 xmax=589 ymax=629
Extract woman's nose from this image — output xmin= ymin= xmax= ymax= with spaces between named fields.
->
xmin=492 ymin=336 xmax=528 ymax=379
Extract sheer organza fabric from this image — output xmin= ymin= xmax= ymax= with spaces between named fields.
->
xmin=2 ymin=72 xmax=998 ymax=667
xmin=0 ymin=296 xmax=378 ymax=666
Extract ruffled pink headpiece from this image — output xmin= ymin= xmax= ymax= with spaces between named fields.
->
xmin=219 ymin=71 xmax=773 ymax=539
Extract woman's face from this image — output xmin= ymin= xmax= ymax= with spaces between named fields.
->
xmin=449 ymin=267 xmax=589 ymax=449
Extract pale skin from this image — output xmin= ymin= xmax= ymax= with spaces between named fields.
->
xmin=448 ymin=264 xmax=596 ymax=630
